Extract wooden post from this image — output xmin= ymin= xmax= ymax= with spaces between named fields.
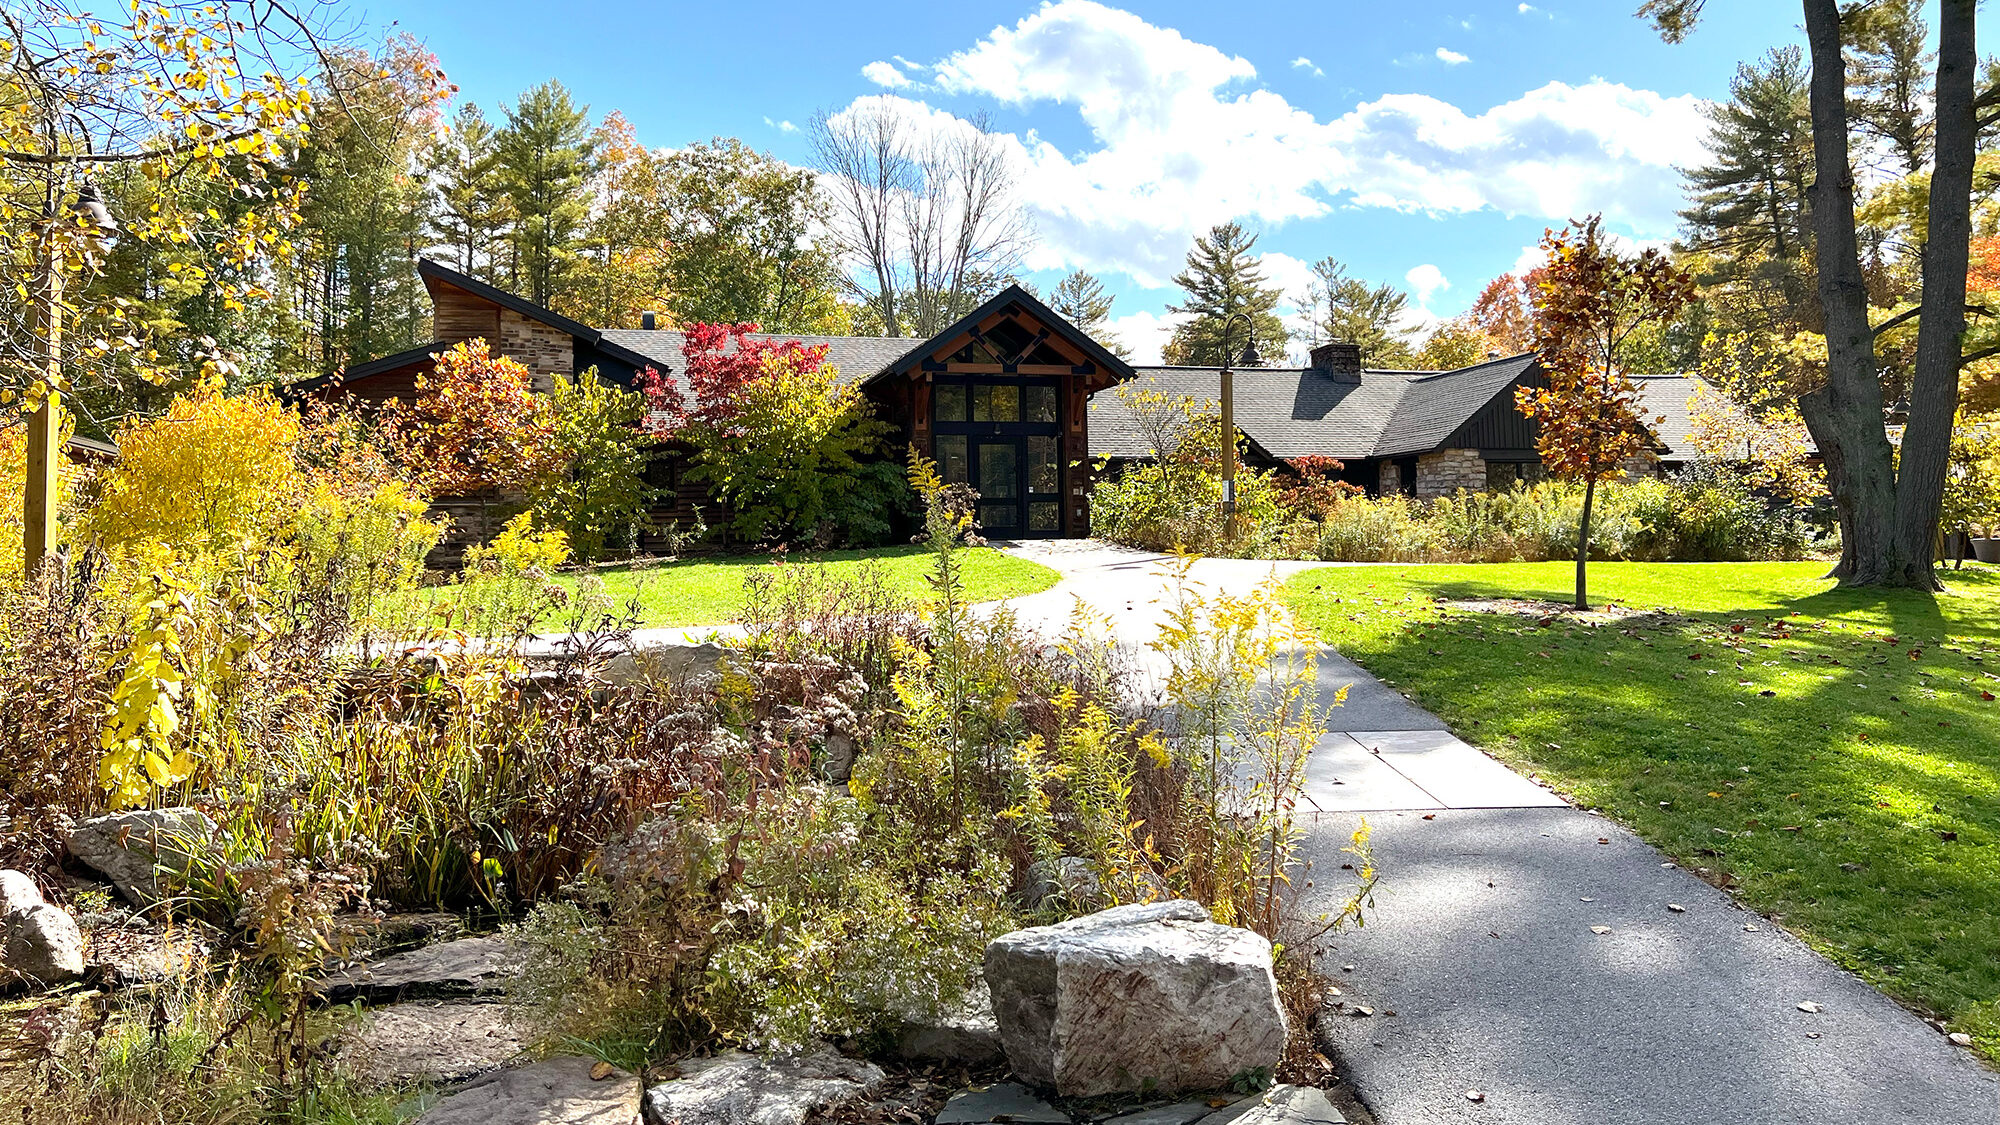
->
xmin=23 ymin=250 xmax=62 ymax=578
xmin=1220 ymin=364 xmax=1238 ymax=541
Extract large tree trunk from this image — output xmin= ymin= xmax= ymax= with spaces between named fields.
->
xmin=1888 ymin=0 xmax=1977 ymax=591
xmin=1800 ymin=0 xmax=1899 ymax=584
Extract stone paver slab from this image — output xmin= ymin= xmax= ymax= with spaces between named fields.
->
xmin=1303 ymin=734 xmax=1444 ymax=813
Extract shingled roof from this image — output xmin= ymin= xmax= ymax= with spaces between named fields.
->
xmin=598 ymin=329 xmax=925 ymax=393
xmin=1089 ymin=353 xmax=1540 ymax=462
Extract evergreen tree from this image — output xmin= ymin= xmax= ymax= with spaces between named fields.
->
xmin=1847 ymin=0 xmax=1933 ymax=175
xmin=1163 ymin=223 xmax=1288 ymax=366
xmin=497 ymin=81 xmax=597 ymax=306
xmin=1046 ymin=270 xmax=1129 ymax=356
xmin=427 ymin=102 xmax=513 ymax=281
xmin=1679 ymin=47 xmax=1815 ymax=268
xmin=1300 ymin=257 xmax=1416 ymax=368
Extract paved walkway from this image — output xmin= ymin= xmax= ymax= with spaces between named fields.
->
xmin=999 ymin=541 xmax=2000 ymax=1125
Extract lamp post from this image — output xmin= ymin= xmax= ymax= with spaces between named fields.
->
xmin=23 ymin=178 xmax=117 ymax=578
xmin=1216 ymin=311 xmax=1262 ymax=542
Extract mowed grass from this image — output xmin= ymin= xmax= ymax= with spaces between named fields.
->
xmin=1282 ymin=560 xmax=2000 ymax=1056
xmin=530 ymin=545 xmax=1056 ymax=628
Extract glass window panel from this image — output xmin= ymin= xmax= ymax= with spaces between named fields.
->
xmin=979 ymin=502 xmax=1018 ymax=530
xmin=977 ymin=442 xmax=1018 ymax=498
xmin=934 ymin=383 xmax=967 ymax=423
xmin=936 ymin=435 xmax=968 ymax=485
xmin=1028 ymin=436 xmax=1059 ymax=494
xmin=1030 ymin=502 xmax=1061 ymax=532
xmin=1025 ymin=385 xmax=1058 ymax=424
xmin=973 ymin=384 xmax=1020 ymax=422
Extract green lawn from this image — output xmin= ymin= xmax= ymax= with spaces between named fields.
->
xmin=529 ymin=545 xmax=1057 ymax=628
xmin=1282 ymin=560 xmax=2000 ymax=1057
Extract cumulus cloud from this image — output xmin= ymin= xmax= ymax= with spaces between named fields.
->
xmin=1292 ymin=56 xmax=1324 ymax=77
xmin=826 ymin=1 xmax=1706 ymax=285
xmin=1436 ymin=47 xmax=1470 ymax=65
xmin=861 ymin=60 xmax=911 ymax=88
xmin=1405 ymin=263 xmax=1449 ymax=304
xmin=763 ymin=116 xmax=798 ymax=133
xmin=1105 ymin=308 xmax=1185 ymax=365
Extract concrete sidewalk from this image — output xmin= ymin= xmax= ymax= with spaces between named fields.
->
xmin=999 ymin=541 xmax=2000 ymax=1125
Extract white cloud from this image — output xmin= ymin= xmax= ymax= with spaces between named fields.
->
xmin=1105 ymin=308 xmax=1185 ymax=365
xmin=1405 ymin=263 xmax=1449 ymax=304
xmin=892 ymin=54 xmax=929 ymax=73
xmin=763 ymin=116 xmax=798 ymax=133
xmin=832 ymin=2 xmax=1707 ymax=285
xmin=1518 ymin=3 xmax=1537 ymax=12
xmin=1511 ymin=242 xmax=1546 ymax=280
xmin=1291 ymin=56 xmax=1324 ymax=77
xmin=1436 ymin=47 xmax=1470 ymax=65
xmin=861 ymin=60 xmax=912 ymax=88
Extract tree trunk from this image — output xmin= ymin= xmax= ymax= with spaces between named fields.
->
xmin=1575 ymin=474 xmax=1595 ymax=611
xmin=1800 ymin=0 xmax=1900 ymax=584
xmin=1888 ymin=0 xmax=1977 ymax=591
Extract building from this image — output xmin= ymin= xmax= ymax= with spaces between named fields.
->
xmin=304 ymin=259 xmax=1725 ymax=540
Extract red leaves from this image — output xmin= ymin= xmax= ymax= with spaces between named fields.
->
xmin=642 ymin=322 xmax=833 ymax=440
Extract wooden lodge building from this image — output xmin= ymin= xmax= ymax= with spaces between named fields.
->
xmin=299 ymin=258 xmax=1713 ymax=544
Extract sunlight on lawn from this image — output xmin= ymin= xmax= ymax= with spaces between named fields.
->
xmin=1282 ymin=560 xmax=2000 ymax=1057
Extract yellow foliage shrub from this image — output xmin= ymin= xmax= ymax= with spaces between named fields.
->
xmin=88 ymin=390 xmax=304 ymax=560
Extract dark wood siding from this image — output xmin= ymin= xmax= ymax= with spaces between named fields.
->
xmin=1444 ymin=365 xmax=1545 ymax=456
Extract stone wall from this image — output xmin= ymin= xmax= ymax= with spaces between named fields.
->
xmin=1414 ymin=448 xmax=1486 ymax=498
xmin=496 ymin=309 xmax=572 ymax=391
xmin=1618 ymin=452 xmax=1663 ymax=480
xmin=1378 ymin=460 xmax=1402 ymax=497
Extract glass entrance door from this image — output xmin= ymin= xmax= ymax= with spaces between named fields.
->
xmin=932 ymin=375 xmax=1064 ymax=538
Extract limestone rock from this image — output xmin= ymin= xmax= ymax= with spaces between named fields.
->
xmin=983 ymin=901 xmax=1288 ymax=1097
xmin=413 ymin=1056 xmax=640 ymax=1125
xmin=1194 ymin=1086 xmax=1343 ymax=1124
xmin=822 ymin=731 xmax=859 ymax=783
xmin=895 ymin=989 xmax=1005 ymax=1064
xmin=1 ymin=870 xmax=84 ymax=986
xmin=1021 ymin=857 xmax=1168 ymax=913
xmin=641 ymin=1046 xmax=884 ymax=1125
xmin=333 ymin=1000 xmax=526 ymax=1086
xmin=933 ymin=1082 xmax=1069 ymax=1124
xmin=598 ymin=642 xmax=724 ymax=687
xmin=315 ymin=935 xmax=521 ymax=1005
xmin=62 ymin=808 xmax=218 ymax=907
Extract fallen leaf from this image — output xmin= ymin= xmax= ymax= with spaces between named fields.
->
xmin=1465 ymin=1090 xmax=1486 ymax=1102
xmin=1667 ymin=903 xmax=1686 ymax=913
xmin=1798 ymin=1001 xmax=1822 ymax=1013
xmin=1949 ymin=1032 xmax=1974 ymax=1047
xmin=590 ymin=1061 xmax=616 ymax=1081
xmin=1422 ymin=814 xmax=1437 ymax=820
xmin=1591 ymin=925 xmax=1612 ymax=935
xmin=1353 ymin=1006 xmax=1374 ymax=1018
xmin=1597 ymin=837 xmax=1610 ymax=845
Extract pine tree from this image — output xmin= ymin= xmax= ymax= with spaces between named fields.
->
xmin=1163 ymin=223 xmax=1288 ymax=366
xmin=1046 ymin=270 xmax=1129 ymax=356
xmin=427 ymin=102 xmax=514 ymax=281
xmin=1300 ymin=257 xmax=1416 ymax=368
xmin=1680 ymin=47 xmax=1814 ymax=267
xmin=1847 ymin=0 xmax=1933 ymax=175
xmin=496 ymin=81 xmax=596 ymax=306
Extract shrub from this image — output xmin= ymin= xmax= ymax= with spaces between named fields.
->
xmin=1090 ymin=384 xmax=1282 ymax=554
xmin=529 ymin=368 xmax=652 ymax=561
xmin=387 ymin=339 xmax=557 ymax=498
xmin=642 ymin=323 xmax=908 ymax=547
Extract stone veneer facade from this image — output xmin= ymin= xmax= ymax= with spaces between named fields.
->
xmin=496 ymin=308 xmax=572 ymax=392
xmin=1378 ymin=461 xmax=1402 ymax=496
xmin=1414 ymin=448 xmax=1486 ymax=498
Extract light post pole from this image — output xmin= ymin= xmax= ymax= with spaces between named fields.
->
xmin=22 ymin=178 xmax=117 ymax=578
xmin=1215 ymin=311 xmax=1262 ymax=542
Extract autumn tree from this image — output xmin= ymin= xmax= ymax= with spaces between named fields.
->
xmin=1299 ymin=257 xmax=1415 ymax=368
xmin=1645 ymin=0 xmax=1985 ymax=588
xmin=1467 ymin=273 xmax=1538 ymax=354
xmin=531 ymin=369 xmax=651 ymax=561
xmin=1164 ymin=223 xmax=1289 ymax=366
xmin=642 ymin=325 xmax=903 ymax=545
xmin=1415 ymin=321 xmax=1495 ymax=370
xmin=387 ymin=340 xmax=557 ymax=499
xmin=1517 ymin=216 xmax=1695 ymax=609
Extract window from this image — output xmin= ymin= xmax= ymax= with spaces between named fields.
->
xmin=935 ymin=383 xmax=968 ymax=423
xmin=937 ymin=434 xmax=969 ymax=485
xmin=973 ymin=384 xmax=1020 ymax=422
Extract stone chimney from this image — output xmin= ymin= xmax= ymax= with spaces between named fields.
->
xmin=641 ymin=310 xmax=658 ymax=330
xmin=1309 ymin=341 xmax=1362 ymax=383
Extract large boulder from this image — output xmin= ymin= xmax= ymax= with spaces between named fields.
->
xmin=894 ymin=988 xmax=1005 ymax=1064
xmin=597 ymin=642 xmax=724 ymax=687
xmin=61 ymin=808 xmax=218 ymax=907
xmin=641 ymin=1046 xmax=885 ymax=1125
xmin=414 ymin=1056 xmax=640 ymax=1125
xmin=1 ymin=870 xmax=84 ymax=986
xmin=983 ymin=901 xmax=1288 ymax=1097
xmin=331 ymin=1000 xmax=527 ymax=1086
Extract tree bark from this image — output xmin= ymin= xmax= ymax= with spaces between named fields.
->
xmin=1888 ymin=0 xmax=1977 ymax=591
xmin=1575 ymin=474 xmax=1595 ymax=611
xmin=1799 ymin=0 xmax=1899 ymax=584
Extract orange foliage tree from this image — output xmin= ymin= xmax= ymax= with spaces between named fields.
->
xmin=387 ymin=339 xmax=558 ymax=499
xmin=1517 ymin=216 xmax=1696 ymax=608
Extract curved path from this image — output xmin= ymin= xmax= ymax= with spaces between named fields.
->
xmin=998 ymin=541 xmax=1999 ymax=1125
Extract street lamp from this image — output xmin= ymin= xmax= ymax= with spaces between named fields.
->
xmin=1216 ymin=311 xmax=1261 ymax=541
xmin=23 ymin=177 xmax=119 ymax=578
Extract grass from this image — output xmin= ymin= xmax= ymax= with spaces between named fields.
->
xmin=1281 ymin=560 xmax=2000 ymax=1059
xmin=459 ymin=544 xmax=1058 ymax=629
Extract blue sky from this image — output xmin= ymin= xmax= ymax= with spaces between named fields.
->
xmin=382 ymin=0 xmax=1815 ymax=360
